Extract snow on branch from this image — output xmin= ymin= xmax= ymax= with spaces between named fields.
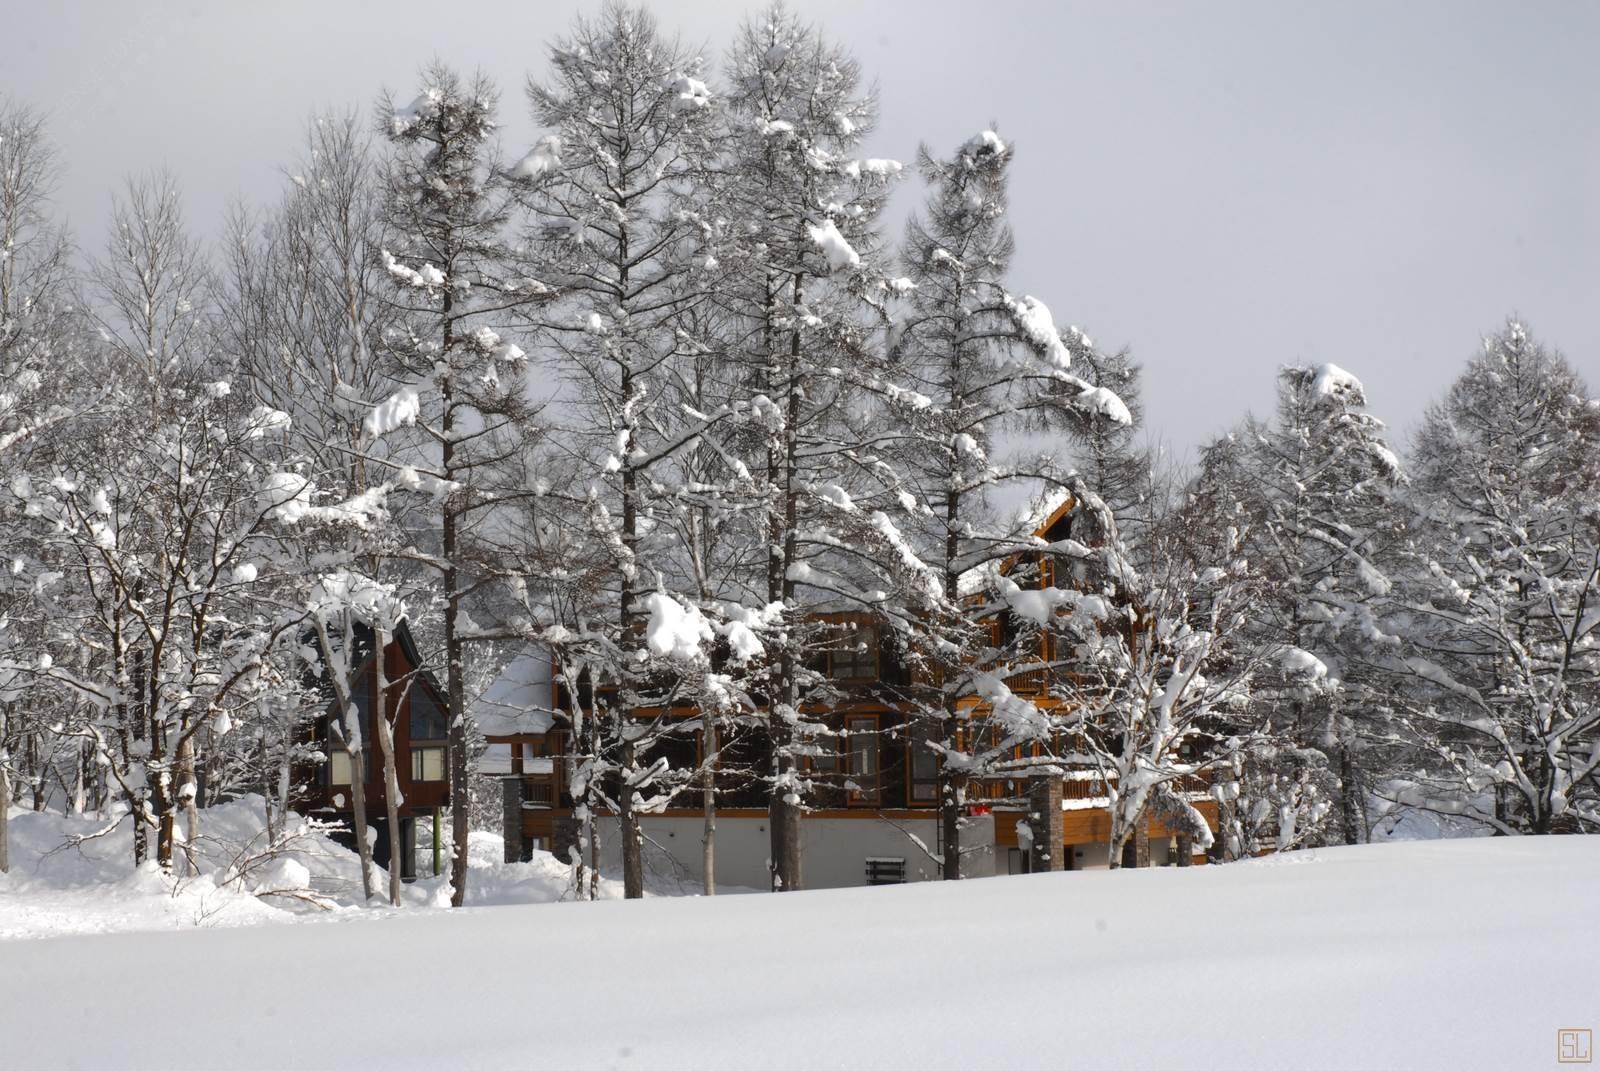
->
xmin=364 ymin=387 xmax=421 ymax=437
xmin=381 ymin=249 xmax=445 ymax=292
xmin=807 ymin=218 xmax=860 ymax=273
xmin=307 ymin=572 xmax=406 ymax=633
xmin=1074 ymin=385 xmax=1133 ymax=426
xmin=644 ymin=592 xmax=714 ymax=663
xmin=510 ymin=135 xmax=562 ymax=180
xmin=1003 ymin=293 xmax=1073 ymax=370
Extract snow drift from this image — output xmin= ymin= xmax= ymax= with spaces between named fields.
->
xmin=2 ymin=836 xmax=1593 ymax=1070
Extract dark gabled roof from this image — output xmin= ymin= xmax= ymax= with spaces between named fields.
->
xmin=314 ymin=617 xmax=447 ymax=717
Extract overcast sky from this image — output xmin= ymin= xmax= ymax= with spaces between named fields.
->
xmin=10 ymin=0 xmax=1598 ymax=457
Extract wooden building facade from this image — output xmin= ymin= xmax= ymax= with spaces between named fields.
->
xmin=298 ymin=621 xmax=451 ymax=881
xmin=482 ymin=497 xmax=1220 ymax=889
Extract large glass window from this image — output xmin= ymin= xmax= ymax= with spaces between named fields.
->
xmin=909 ymin=721 xmax=939 ymax=804
xmin=845 ymin=716 xmax=878 ymax=804
xmin=409 ymin=686 xmax=449 ymax=742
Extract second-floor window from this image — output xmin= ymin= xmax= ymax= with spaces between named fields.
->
xmin=409 ymin=686 xmax=449 ymax=742
xmin=829 ymin=625 xmax=878 ymax=681
xmin=409 ymin=686 xmax=449 ymax=782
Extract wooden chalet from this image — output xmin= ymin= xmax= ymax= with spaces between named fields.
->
xmin=298 ymin=620 xmax=451 ymax=881
xmin=481 ymin=497 xmax=1218 ymax=889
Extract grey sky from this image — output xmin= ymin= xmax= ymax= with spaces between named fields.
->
xmin=9 ymin=0 xmax=1598 ymax=457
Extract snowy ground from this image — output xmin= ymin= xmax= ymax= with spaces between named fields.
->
xmin=0 ymin=797 xmax=626 ymax=939
xmin=2 ymin=834 xmax=1594 ymax=1070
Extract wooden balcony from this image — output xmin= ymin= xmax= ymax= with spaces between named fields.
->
xmin=523 ymin=777 xmax=557 ymax=808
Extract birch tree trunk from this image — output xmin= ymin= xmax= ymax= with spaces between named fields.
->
xmin=347 ymin=749 xmax=375 ymax=900
xmin=175 ymin=732 xmax=200 ymax=877
xmin=439 ymin=289 xmax=471 ymax=910
xmin=701 ymin=719 xmax=716 ymax=896
xmin=373 ymin=630 xmax=404 ymax=906
xmin=0 ymin=758 xmax=9 ymax=875
xmin=313 ymin=618 xmax=376 ymax=901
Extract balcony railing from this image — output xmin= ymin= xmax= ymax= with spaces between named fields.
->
xmin=965 ymin=769 xmax=1211 ymax=808
xmin=523 ymin=777 xmax=556 ymax=808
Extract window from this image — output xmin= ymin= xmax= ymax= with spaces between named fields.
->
xmin=717 ymin=729 xmax=771 ymax=808
xmin=829 ymin=624 xmax=878 ymax=681
xmin=328 ymin=748 xmax=367 ymax=786
xmin=326 ymin=672 xmax=375 ymax=788
xmin=909 ymin=721 xmax=939 ymax=804
xmin=409 ymin=686 xmax=449 ymax=743
xmin=411 ymin=745 xmax=447 ymax=782
xmin=408 ymin=687 xmax=448 ymax=784
xmin=808 ymin=728 xmax=839 ymax=775
xmin=845 ymin=716 xmax=878 ymax=804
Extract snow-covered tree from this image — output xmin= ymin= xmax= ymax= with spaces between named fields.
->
xmin=1063 ymin=346 xmax=1162 ymax=560
xmin=512 ymin=2 xmax=727 ymax=899
xmin=1239 ymin=364 xmax=1404 ymax=844
xmin=16 ymin=366 xmax=350 ymax=870
xmin=889 ymin=126 xmax=1133 ymax=877
xmin=374 ymin=64 xmax=544 ymax=906
xmin=221 ymin=111 xmax=400 ymax=491
xmin=714 ymin=3 xmax=932 ymax=890
xmin=1174 ymin=363 xmax=1403 ymax=853
xmin=91 ymin=172 xmax=214 ymax=385
xmin=0 ymin=98 xmax=74 ymax=377
xmin=1378 ymin=321 xmax=1600 ymax=834
xmin=305 ymin=572 xmax=410 ymax=904
xmin=0 ymin=97 xmax=81 ymax=871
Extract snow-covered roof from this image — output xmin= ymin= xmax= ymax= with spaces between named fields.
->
xmin=956 ymin=559 xmax=1000 ymax=598
xmin=955 ymin=489 xmax=1079 ymax=596
xmin=472 ymin=651 xmax=557 ymax=737
xmin=1015 ymin=488 xmax=1078 ymax=540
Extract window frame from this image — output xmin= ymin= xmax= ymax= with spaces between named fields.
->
xmin=827 ymin=622 xmax=880 ymax=682
xmin=407 ymin=682 xmax=450 ymax=745
xmin=908 ymin=720 xmax=939 ymax=806
xmin=410 ymin=744 xmax=447 ymax=783
xmin=844 ymin=714 xmax=880 ymax=806
xmin=327 ymin=747 xmax=368 ymax=787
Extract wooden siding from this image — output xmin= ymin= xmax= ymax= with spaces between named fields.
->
xmin=298 ymin=631 xmax=451 ymax=819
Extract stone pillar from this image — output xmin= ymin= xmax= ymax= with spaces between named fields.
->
xmin=1133 ymin=821 xmax=1151 ymax=869
xmin=1028 ymin=775 xmax=1064 ymax=874
xmin=552 ymin=816 xmax=582 ymax=866
xmin=1176 ymin=832 xmax=1193 ymax=867
xmin=500 ymin=777 xmax=526 ymax=863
